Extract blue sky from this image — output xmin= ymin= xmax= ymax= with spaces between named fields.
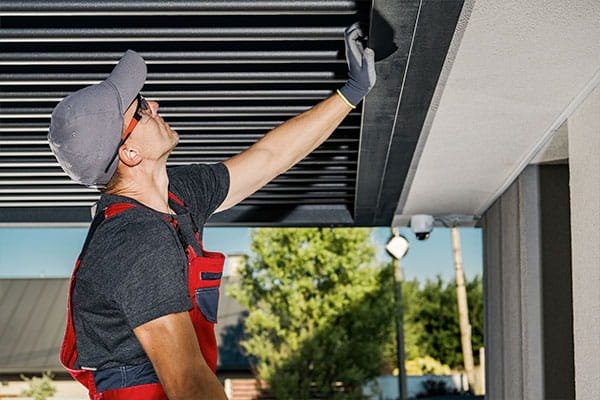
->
xmin=0 ymin=227 xmax=482 ymax=283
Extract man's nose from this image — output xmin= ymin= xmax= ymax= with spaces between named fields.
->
xmin=146 ymin=101 xmax=160 ymax=118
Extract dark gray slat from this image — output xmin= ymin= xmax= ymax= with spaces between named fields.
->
xmin=0 ymin=89 xmax=337 ymax=102
xmin=0 ymin=205 xmax=355 ymax=226
xmin=0 ymin=135 xmax=358 ymax=144
xmin=0 ymin=27 xmax=345 ymax=42
xmin=237 ymin=198 xmax=352 ymax=204
xmin=0 ymin=201 xmax=94 ymax=212
xmin=0 ymin=1 xmax=358 ymax=15
xmin=156 ymin=132 xmax=356 ymax=141
xmin=0 ymin=166 xmax=357 ymax=177
xmin=0 ymin=159 xmax=357 ymax=167
xmin=0 ymin=176 xmax=356 ymax=184
xmin=0 ymin=161 xmax=357 ymax=171
xmin=0 ymin=149 xmax=356 ymax=158
xmin=0 ymin=161 xmax=357 ymax=173
xmin=0 ymin=171 xmax=68 ymax=177
xmin=0 ymin=137 xmax=359 ymax=145
xmin=0 ymin=72 xmax=341 ymax=80
xmin=0 ymin=190 xmax=354 ymax=204
xmin=0 ymin=187 xmax=96 ymax=193
xmin=210 ymin=204 xmax=354 ymax=226
xmin=0 ymin=199 xmax=352 ymax=210
xmin=0 ymin=193 xmax=353 ymax=201
xmin=0 ymin=159 xmax=357 ymax=168
xmin=0 ymin=179 xmax=81 ymax=185
xmin=0 ymin=185 xmax=354 ymax=194
xmin=0 ymin=141 xmax=357 ymax=151
xmin=0 ymin=123 xmax=360 ymax=132
xmin=0 ymin=201 xmax=96 ymax=207
xmin=0 ymin=193 xmax=354 ymax=203
xmin=0 ymin=121 xmax=360 ymax=128
xmin=0 ymin=51 xmax=344 ymax=65
xmin=231 ymin=183 xmax=355 ymax=191
xmin=0 ymin=107 xmax=360 ymax=118
xmin=0 ymin=135 xmax=358 ymax=145
xmin=0 ymin=195 xmax=107 ymax=201
xmin=0 ymin=179 xmax=355 ymax=189
xmin=0 ymin=72 xmax=344 ymax=85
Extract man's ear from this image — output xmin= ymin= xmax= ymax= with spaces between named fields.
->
xmin=118 ymin=145 xmax=143 ymax=167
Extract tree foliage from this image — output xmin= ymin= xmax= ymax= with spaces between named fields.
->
xmin=401 ymin=275 xmax=484 ymax=369
xmin=20 ymin=370 xmax=57 ymax=400
xmin=229 ymin=228 xmax=396 ymax=399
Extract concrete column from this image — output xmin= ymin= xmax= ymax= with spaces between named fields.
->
xmin=481 ymin=164 xmax=574 ymax=400
xmin=568 ymin=83 xmax=600 ymax=400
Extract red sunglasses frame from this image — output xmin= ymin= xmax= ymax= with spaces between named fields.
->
xmin=104 ymin=94 xmax=149 ymax=173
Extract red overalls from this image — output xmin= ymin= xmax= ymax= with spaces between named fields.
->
xmin=60 ymin=192 xmax=225 ymax=399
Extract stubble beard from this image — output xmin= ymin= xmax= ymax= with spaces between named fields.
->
xmin=162 ymin=128 xmax=179 ymax=160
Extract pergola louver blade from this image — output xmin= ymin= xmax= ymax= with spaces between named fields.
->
xmin=0 ymin=1 xmax=373 ymax=225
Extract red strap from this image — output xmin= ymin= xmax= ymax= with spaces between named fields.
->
xmin=104 ymin=201 xmax=179 ymax=231
xmin=104 ymin=203 xmax=137 ymax=219
xmin=104 ymin=193 xmax=185 ymax=220
xmin=168 ymin=191 xmax=186 ymax=207
xmin=100 ymin=383 xmax=167 ymax=400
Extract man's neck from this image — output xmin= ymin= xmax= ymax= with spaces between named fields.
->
xmin=108 ymin=164 xmax=173 ymax=214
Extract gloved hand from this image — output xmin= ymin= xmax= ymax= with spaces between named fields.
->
xmin=337 ymin=22 xmax=376 ymax=108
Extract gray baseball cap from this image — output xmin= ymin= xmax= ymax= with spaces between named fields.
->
xmin=48 ymin=50 xmax=147 ymax=188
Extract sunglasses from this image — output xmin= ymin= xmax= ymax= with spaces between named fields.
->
xmin=104 ymin=94 xmax=149 ymax=173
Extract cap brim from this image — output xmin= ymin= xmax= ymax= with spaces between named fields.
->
xmin=106 ymin=49 xmax=147 ymax=114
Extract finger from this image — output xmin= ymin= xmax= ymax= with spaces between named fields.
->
xmin=363 ymin=47 xmax=375 ymax=64
xmin=345 ymin=27 xmax=365 ymax=68
xmin=363 ymin=48 xmax=376 ymax=86
xmin=346 ymin=24 xmax=364 ymax=44
xmin=344 ymin=22 xmax=362 ymax=36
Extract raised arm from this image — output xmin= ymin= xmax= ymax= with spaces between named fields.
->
xmin=215 ymin=23 xmax=375 ymax=213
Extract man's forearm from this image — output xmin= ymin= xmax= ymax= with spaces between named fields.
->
xmin=256 ymin=92 xmax=353 ymax=175
xmin=216 ymin=23 xmax=374 ymax=213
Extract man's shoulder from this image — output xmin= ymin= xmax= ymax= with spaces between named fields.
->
xmin=167 ymin=162 xmax=230 ymax=218
xmin=87 ymin=203 xmax=177 ymax=258
xmin=95 ymin=197 xmax=163 ymax=225
xmin=78 ymin=204 xmax=184 ymax=284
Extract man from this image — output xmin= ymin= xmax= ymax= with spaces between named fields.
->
xmin=50 ymin=23 xmax=375 ymax=399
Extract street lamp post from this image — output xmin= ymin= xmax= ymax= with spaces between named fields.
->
xmin=386 ymin=228 xmax=409 ymax=400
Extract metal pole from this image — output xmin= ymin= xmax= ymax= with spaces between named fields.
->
xmin=393 ymin=257 xmax=408 ymax=400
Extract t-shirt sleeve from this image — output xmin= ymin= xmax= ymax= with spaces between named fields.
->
xmin=111 ymin=218 xmax=192 ymax=329
xmin=167 ymin=162 xmax=230 ymax=220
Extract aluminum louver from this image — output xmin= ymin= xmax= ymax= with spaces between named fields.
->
xmin=0 ymin=0 xmax=369 ymax=225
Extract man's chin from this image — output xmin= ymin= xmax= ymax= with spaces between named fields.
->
xmin=168 ymin=128 xmax=179 ymax=147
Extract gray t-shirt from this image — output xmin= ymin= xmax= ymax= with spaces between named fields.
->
xmin=72 ymin=162 xmax=230 ymax=370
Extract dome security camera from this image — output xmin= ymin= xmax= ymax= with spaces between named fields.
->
xmin=410 ymin=214 xmax=435 ymax=241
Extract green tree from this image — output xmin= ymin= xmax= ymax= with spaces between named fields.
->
xmin=381 ymin=275 xmax=422 ymax=372
xmin=466 ymin=275 xmax=484 ymax=359
xmin=403 ymin=275 xmax=484 ymax=369
xmin=229 ymin=228 xmax=396 ymax=399
xmin=20 ymin=370 xmax=57 ymax=400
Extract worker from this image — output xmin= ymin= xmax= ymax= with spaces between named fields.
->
xmin=49 ymin=22 xmax=375 ymax=399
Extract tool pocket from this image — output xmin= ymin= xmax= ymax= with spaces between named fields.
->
xmin=195 ymin=286 xmax=219 ymax=323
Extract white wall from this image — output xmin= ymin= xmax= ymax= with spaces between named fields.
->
xmin=568 ymin=83 xmax=600 ymax=400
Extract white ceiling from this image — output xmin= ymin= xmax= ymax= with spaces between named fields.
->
xmin=393 ymin=0 xmax=600 ymax=226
